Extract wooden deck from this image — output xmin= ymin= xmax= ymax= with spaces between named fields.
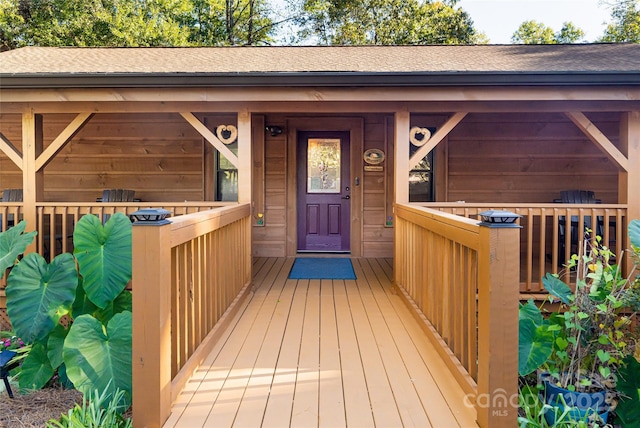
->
xmin=164 ymin=257 xmax=477 ymax=428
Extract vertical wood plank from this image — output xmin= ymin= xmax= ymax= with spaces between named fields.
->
xmin=21 ymin=111 xmax=43 ymax=253
xmin=620 ymin=111 xmax=640 ymax=275
xmin=252 ymin=114 xmax=266 ymax=225
xmin=132 ymin=222 xmax=173 ymax=428
xmin=394 ymin=110 xmax=410 ymax=291
xmin=237 ymin=110 xmax=252 ymax=204
xmin=318 ymin=280 xmax=346 ymax=428
xmin=291 ymin=279 xmax=321 ymax=427
xmin=394 ymin=110 xmax=410 ymax=205
xmin=476 ymin=225 xmax=520 ymax=428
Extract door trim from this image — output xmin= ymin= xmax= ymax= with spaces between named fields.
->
xmin=285 ymin=117 xmax=364 ymax=257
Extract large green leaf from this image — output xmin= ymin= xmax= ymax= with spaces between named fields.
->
xmin=519 ymin=299 xmax=543 ymax=324
xmin=74 ymin=213 xmax=132 ymax=309
xmin=542 ymin=273 xmax=573 ymax=305
xmin=518 ymin=317 xmax=555 ymax=376
xmin=47 ymin=324 xmax=68 ymax=369
xmin=6 ymin=252 xmax=78 ymax=343
xmin=71 ymin=277 xmax=97 ymax=319
xmin=616 ymin=355 xmax=640 ymax=427
xmin=19 ymin=341 xmax=54 ymax=390
xmin=63 ymin=312 xmax=132 ymax=409
xmin=629 ymin=219 xmax=640 ymax=249
xmin=95 ymin=290 xmax=132 ymax=324
xmin=0 ymin=220 xmax=37 ymax=279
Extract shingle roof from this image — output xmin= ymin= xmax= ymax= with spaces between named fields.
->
xmin=3 ymin=44 xmax=640 ymax=74
xmin=1 ymin=44 xmax=639 ymax=88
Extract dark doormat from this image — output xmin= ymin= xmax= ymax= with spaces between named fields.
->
xmin=288 ymin=258 xmax=356 ymax=280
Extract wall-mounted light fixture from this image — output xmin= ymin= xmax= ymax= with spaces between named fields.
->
xmin=265 ymin=125 xmax=283 ymax=137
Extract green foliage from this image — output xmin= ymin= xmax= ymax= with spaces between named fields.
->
xmin=630 ymin=219 xmax=640 ymax=248
xmin=63 ymin=312 xmax=132 ymax=410
xmin=615 ymin=355 xmax=640 ymax=427
xmin=6 ymin=252 xmax=78 ymax=343
xmin=187 ymin=0 xmax=276 ymax=45
xmin=542 ymin=273 xmax=573 ymax=305
xmin=0 ymin=220 xmax=37 ymax=279
xmin=511 ymin=20 xmax=556 ymax=44
xmin=74 ymin=214 xmax=132 ymax=309
xmin=556 ymin=22 xmax=586 ymax=44
xmin=2 ymin=213 xmax=132 ymax=410
xmin=517 ymin=385 xmax=582 ymax=427
xmin=296 ymin=0 xmax=479 ymax=45
xmin=0 ymin=0 xmax=276 ymax=48
xmin=601 ymin=0 xmax=640 ymax=43
xmin=519 ymin=301 xmax=554 ymax=376
xmin=511 ymin=20 xmax=584 ymax=44
xmin=518 ymin=220 xmax=640 ymax=394
xmin=19 ymin=341 xmax=54 ymax=390
xmin=46 ymin=384 xmax=133 ymax=428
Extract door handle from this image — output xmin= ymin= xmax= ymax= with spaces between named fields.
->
xmin=341 ymin=195 xmax=350 ymax=200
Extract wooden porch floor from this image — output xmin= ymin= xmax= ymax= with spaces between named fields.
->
xmin=164 ymin=258 xmax=477 ymax=428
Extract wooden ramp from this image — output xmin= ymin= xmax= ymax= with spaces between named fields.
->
xmin=164 ymin=258 xmax=478 ymax=428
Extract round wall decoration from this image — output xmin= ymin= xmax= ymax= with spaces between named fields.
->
xmin=363 ymin=148 xmax=385 ymax=165
xmin=410 ymin=126 xmax=431 ymax=147
xmin=216 ymin=124 xmax=238 ymax=145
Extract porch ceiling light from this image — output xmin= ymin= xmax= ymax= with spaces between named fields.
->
xmin=130 ymin=208 xmax=172 ymax=226
xmin=478 ymin=210 xmax=522 ymax=228
xmin=265 ymin=125 xmax=283 ymax=137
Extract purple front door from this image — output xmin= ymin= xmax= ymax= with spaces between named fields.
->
xmin=297 ymin=131 xmax=351 ymax=252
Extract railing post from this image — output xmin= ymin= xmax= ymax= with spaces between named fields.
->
xmin=131 ymin=212 xmax=173 ymax=428
xmin=476 ymin=211 xmax=520 ymax=428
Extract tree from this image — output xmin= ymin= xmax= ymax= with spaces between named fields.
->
xmin=555 ymin=22 xmax=585 ymax=44
xmin=511 ymin=20 xmax=584 ymax=44
xmin=295 ymin=0 xmax=480 ymax=45
xmin=511 ymin=20 xmax=556 ymax=44
xmin=0 ymin=0 xmax=277 ymax=50
xmin=600 ymin=0 xmax=640 ymax=42
xmin=182 ymin=0 xmax=276 ymax=46
xmin=0 ymin=0 xmax=192 ymax=49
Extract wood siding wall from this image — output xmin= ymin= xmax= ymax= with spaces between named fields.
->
xmin=445 ymin=112 xmax=620 ymax=204
xmin=1 ymin=111 xmax=624 ymax=260
xmin=251 ymin=113 xmax=394 ymax=258
xmin=0 ymin=113 xmax=206 ymax=202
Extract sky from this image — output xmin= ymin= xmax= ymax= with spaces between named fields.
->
xmin=458 ymin=0 xmax=614 ymax=43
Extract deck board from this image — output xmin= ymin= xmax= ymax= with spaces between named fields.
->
xmin=165 ymin=257 xmax=478 ymax=428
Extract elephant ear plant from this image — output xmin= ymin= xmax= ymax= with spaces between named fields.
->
xmin=2 ymin=213 xmax=133 ymax=411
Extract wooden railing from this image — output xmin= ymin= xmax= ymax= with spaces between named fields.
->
xmin=132 ymin=203 xmax=252 ymax=428
xmin=0 ymin=202 xmax=234 ymax=320
xmin=0 ymin=204 xmax=24 ymax=293
xmin=422 ymin=203 xmax=627 ymax=294
xmin=0 ymin=203 xmax=22 ymax=232
xmin=33 ymin=202 xmax=234 ymax=262
xmin=394 ymin=203 xmax=519 ymax=428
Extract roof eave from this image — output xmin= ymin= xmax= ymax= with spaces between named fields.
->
xmin=1 ymin=72 xmax=639 ymax=89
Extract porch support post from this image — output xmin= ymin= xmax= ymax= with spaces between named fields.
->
xmin=237 ymin=110 xmax=252 ymax=204
xmin=21 ymin=110 xmax=43 ymax=253
xmin=394 ymin=110 xmax=410 ymax=205
xmin=393 ymin=110 xmax=410 ymax=289
xmin=619 ymin=111 xmax=640 ymax=274
xmin=476 ymin=221 xmax=520 ymax=428
xmin=237 ymin=110 xmax=252 ymax=280
xmin=132 ymin=221 xmax=172 ymax=428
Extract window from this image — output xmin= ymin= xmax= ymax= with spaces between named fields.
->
xmin=307 ymin=138 xmax=341 ymax=194
xmin=215 ymin=142 xmax=238 ymax=201
xmin=409 ymin=127 xmax=435 ymax=202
